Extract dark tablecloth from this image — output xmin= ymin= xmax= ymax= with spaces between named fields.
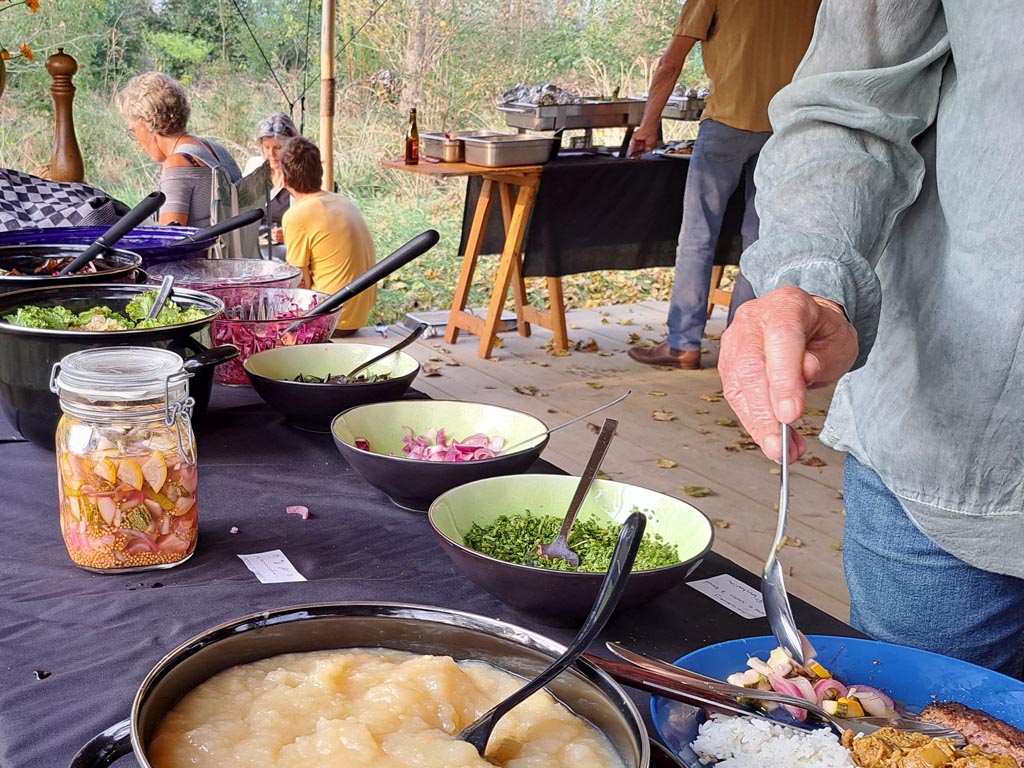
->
xmin=0 ymin=385 xmax=855 ymax=767
xmin=458 ymin=154 xmax=745 ymax=278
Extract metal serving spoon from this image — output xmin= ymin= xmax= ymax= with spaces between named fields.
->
xmin=457 ymin=511 xmax=646 ymax=757
xmin=145 ymin=275 xmax=175 ymax=321
xmin=500 ymin=390 xmax=631 ymax=455
xmin=339 ymin=322 xmax=428 ymax=382
xmin=762 ymin=422 xmax=814 ymax=665
xmin=537 ymin=417 xmax=618 ymax=566
xmin=604 ymin=644 xmax=965 ymax=743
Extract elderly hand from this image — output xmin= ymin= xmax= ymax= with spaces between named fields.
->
xmin=628 ymin=124 xmax=659 ymax=158
xmin=719 ymin=286 xmax=859 ymax=462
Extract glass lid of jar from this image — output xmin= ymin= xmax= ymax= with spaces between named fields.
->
xmin=52 ymin=346 xmax=188 ymax=403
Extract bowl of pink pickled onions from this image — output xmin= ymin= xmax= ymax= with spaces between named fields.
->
xmin=331 ymin=399 xmax=549 ymax=511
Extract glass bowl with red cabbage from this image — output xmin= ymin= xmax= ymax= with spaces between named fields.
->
xmin=206 ymin=286 xmax=342 ymax=385
xmin=146 ymin=259 xmax=302 ymax=292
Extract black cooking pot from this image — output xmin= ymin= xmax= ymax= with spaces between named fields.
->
xmin=69 ymin=602 xmax=650 ymax=768
xmin=0 ymin=245 xmax=145 ymax=295
xmin=0 ymin=283 xmax=228 ymax=447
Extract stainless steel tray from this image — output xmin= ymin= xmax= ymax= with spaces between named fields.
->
xmin=662 ymin=97 xmax=705 ymax=121
xmin=462 ymin=134 xmax=559 ymax=167
xmin=498 ymin=98 xmax=647 ymax=131
xmin=422 ymin=130 xmax=505 ymax=162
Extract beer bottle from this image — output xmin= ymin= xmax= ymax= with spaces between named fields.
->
xmin=404 ymin=108 xmax=420 ymax=165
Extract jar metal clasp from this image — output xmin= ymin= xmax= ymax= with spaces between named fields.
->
xmin=165 ymin=370 xmax=197 ymax=467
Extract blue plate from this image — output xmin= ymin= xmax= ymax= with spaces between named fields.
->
xmin=652 ymin=635 xmax=1024 ymax=766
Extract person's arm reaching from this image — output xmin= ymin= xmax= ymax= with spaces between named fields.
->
xmin=720 ymin=0 xmax=950 ymax=460
xmin=629 ymin=35 xmax=699 ymax=158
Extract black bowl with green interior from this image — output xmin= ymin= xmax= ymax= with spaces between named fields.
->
xmin=0 ymin=283 xmax=225 ymax=446
xmin=428 ymin=474 xmax=715 ymax=625
xmin=331 ymin=400 xmax=549 ymax=511
xmin=244 ymin=343 xmax=420 ymax=432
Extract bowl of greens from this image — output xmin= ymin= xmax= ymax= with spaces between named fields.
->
xmin=0 ymin=283 xmax=225 ymax=446
xmin=331 ymin=400 xmax=549 ymax=511
xmin=428 ymin=474 xmax=715 ymax=625
xmin=243 ymin=342 xmax=420 ymax=432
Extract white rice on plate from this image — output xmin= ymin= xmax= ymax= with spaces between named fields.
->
xmin=690 ymin=715 xmax=856 ymax=768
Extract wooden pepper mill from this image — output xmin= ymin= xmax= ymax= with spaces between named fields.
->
xmin=46 ymin=48 xmax=85 ymax=183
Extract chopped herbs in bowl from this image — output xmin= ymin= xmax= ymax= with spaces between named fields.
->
xmin=463 ymin=511 xmax=681 ymax=572
xmin=429 ymin=474 xmax=715 ymax=623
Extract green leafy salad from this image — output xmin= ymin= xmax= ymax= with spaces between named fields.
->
xmin=463 ymin=511 xmax=681 ymax=572
xmin=4 ymin=291 xmax=209 ymax=331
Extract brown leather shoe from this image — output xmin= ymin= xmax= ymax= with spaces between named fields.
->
xmin=628 ymin=343 xmax=701 ymax=370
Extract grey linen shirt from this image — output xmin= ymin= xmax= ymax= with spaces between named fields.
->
xmin=742 ymin=0 xmax=1024 ymax=577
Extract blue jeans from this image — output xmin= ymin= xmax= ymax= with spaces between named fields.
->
xmin=666 ymin=120 xmax=769 ymax=350
xmin=843 ymin=455 xmax=1024 ymax=678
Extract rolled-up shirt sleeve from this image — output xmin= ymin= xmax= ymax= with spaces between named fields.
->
xmin=742 ymin=0 xmax=950 ymax=367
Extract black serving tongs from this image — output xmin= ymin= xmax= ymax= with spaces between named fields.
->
xmin=58 ymin=192 xmax=166 ymax=275
xmin=280 ymin=229 xmax=440 ymax=337
xmin=167 ymin=209 xmax=266 ymax=248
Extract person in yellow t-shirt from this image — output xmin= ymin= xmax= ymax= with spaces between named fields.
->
xmin=279 ymin=137 xmax=377 ymax=335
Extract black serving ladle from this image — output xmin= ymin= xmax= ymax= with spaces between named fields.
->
xmin=58 ymin=192 xmax=166 ymax=275
xmin=456 ymin=511 xmax=647 ymax=757
xmin=167 ymin=208 xmax=265 ymax=247
xmin=338 ymin=322 xmax=430 ymax=382
xmin=280 ymin=229 xmax=440 ymax=336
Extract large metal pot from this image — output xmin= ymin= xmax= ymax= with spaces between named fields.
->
xmin=0 ymin=245 xmax=145 ymax=295
xmin=69 ymin=602 xmax=650 ymax=768
xmin=0 ymin=283 xmax=226 ymax=446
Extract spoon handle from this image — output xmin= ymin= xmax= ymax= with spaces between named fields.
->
xmin=766 ymin=422 xmax=791 ymax=571
xmin=146 ymin=275 xmax=175 ymax=320
xmin=343 ymin=322 xmax=428 ymax=380
xmin=458 ymin=511 xmax=646 ymax=756
xmin=59 ymin=192 xmax=166 ymax=275
xmin=554 ymin=418 xmax=618 ymax=543
xmin=502 ymin=390 xmax=631 ymax=454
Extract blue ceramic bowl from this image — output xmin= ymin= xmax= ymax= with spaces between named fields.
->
xmin=652 ymin=634 xmax=1024 ymax=767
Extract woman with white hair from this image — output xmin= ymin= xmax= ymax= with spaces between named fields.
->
xmin=117 ymin=71 xmax=242 ymax=227
xmin=244 ymin=112 xmax=301 ymax=243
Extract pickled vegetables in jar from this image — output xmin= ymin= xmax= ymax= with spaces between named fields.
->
xmin=51 ymin=347 xmax=199 ymax=573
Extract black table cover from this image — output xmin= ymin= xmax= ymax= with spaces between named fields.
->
xmin=458 ymin=154 xmax=746 ymax=278
xmin=0 ymin=385 xmax=856 ymax=767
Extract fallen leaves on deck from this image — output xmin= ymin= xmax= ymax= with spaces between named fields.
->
xmin=585 ymin=381 xmax=604 ymax=389
xmin=648 ymin=390 xmax=667 ymax=397
xmin=712 ymin=518 xmax=730 ymax=529
xmin=684 ymin=485 xmax=713 ymax=498
xmin=652 ymin=409 xmax=676 ymax=422
xmin=800 ymin=455 xmax=827 ymax=468
xmin=422 ymin=363 xmax=442 ymax=376
xmin=805 ymin=406 xmax=828 ymax=417
xmin=513 ymin=384 xmax=540 ymax=396
xmin=656 ymin=458 xmax=678 ymax=469
xmin=714 ymin=417 xmax=736 ymax=427
xmin=699 ymin=393 xmax=723 ymax=402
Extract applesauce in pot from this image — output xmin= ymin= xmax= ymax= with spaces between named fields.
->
xmin=148 ymin=648 xmax=624 ymax=768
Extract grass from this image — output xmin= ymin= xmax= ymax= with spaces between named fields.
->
xmin=0 ymin=74 xmax=684 ymax=327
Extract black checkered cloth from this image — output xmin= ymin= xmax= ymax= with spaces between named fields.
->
xmin=0 ymin=168 xmax=129 ymax=230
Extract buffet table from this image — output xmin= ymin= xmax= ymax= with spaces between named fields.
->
xmin=0 ymin=385 xmax=856 ymax=767
xmin=386 ymin=155 xmax=745 ymax=359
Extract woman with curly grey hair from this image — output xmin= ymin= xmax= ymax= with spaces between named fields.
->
xmin=117 ymin=71 xmax=242 ymax=227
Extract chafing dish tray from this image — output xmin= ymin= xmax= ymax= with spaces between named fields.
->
xmin=662 ymin=96 xmax=705 ymax=121
xmin=498 ymin=98 xmax=647 ymax=131
xmin=422 ymin=130 xmax=506 ymax=162
xmin=462 ymin=134 xmax=559 ymax=167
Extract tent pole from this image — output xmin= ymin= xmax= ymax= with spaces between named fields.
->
xmin=320 ymin=0 xmax=336 ymax=191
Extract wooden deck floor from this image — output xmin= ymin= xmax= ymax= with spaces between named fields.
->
xmin=341 ymin=301 xmax=850 ymax=621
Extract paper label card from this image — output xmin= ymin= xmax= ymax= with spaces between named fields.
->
xmin=238 ymin=550 xmax=307 ymax=584
xmin=687 ymin=574 xmax=766 ymax=619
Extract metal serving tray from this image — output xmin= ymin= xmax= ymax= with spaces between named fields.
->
xmin=462 ymin=134 xmax=559 ymax=168
xmin=662 ymin=97 xmax=705 ymax=121
xmin=498 ymin=98 xmax=648 ymax=131
xmin=422 ymin=130 xmax=505 ymax=162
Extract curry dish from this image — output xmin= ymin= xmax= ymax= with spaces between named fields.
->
xmin=842 ymin=727 xmax=1019 ymax=768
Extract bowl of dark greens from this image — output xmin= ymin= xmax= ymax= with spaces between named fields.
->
xmin=243 ymin=342 xmax=420 ymax=432
xmin=428 ymin=474 xmax=715 ymax=625
xmin=0 ymin=284 xmax=226 ymax=446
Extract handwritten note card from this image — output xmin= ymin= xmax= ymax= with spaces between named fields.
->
xmin=238 ymin=550 xmax=307 ymax=584
xmin=687 ymin=574 xmax=766 ymax=619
